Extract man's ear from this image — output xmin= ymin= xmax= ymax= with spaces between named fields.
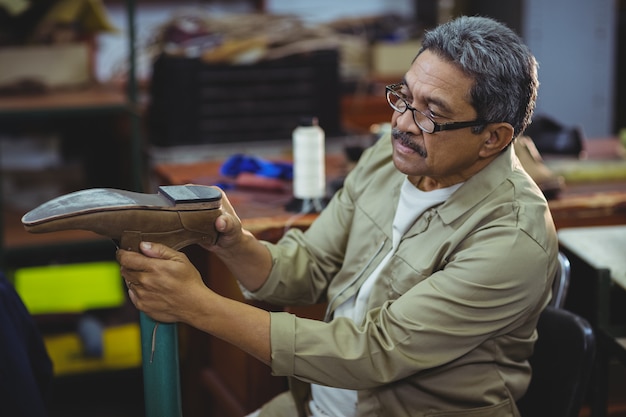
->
xmin=479 ymin=122 xmax=515 ymax=158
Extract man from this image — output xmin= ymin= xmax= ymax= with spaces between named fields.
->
xmin=118 ymin=15 xmax=558 ymax=417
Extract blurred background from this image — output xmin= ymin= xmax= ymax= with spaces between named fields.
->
xmin=0 ymin=1 xmax=625 ymax=417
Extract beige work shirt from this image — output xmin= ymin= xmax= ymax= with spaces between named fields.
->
xmin=245 ymin=135 xmax=558 ymax=417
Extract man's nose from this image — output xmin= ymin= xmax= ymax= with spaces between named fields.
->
xmin=393 ymin=109 xmax=422 ymax=135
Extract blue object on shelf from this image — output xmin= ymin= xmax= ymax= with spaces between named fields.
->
xmin=220 ymin=154 xmax=293 ymax=180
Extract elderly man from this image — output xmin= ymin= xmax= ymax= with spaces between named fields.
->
xmin=118 ymin=15 xmax=557 ymax=417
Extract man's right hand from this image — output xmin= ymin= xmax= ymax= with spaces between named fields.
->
xmin=199 ymin=188 xmax=247 ymax=253
xmin=200 ymin=188 xmax=273 ymax=292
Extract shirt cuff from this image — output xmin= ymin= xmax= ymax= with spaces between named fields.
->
xmin=269 ymin=312 xmax=296 ymax=376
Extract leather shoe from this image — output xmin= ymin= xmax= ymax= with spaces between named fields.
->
xmin=514 ymin=136 xmax=565 ymax=200
xmin=22 ymin=185 xmax=222 ymax=251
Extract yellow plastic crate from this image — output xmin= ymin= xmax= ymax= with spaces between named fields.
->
xmin=44 ymin=323 xmax=142 ymax=375
xmin=14 ymin=261 xmax=125 ymax=315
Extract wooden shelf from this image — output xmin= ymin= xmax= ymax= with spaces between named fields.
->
xmin=0 ymin=84 xmax=143 ymax=261
xmin=0 ymin=84 xmax=131 ymax=118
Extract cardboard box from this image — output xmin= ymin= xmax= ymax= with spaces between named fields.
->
xmin=371 ymin=40 xmax=422 ymax=78
xmin=0 ymin=43 xmax=91 ymax=89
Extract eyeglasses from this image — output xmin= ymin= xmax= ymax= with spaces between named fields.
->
xmin=385 ymin=83 xmax=487 ymax=134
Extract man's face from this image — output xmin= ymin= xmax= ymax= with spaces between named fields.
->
xmin=390 ymin=49 xmax=492 ymax=190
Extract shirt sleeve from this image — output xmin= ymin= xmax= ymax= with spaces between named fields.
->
xmin=269 ymin=227 xmax=553 ymax=390
xmin=241 ymin=138 xmax=384 ymax=306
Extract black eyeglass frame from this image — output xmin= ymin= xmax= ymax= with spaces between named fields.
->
xmin=385 ymin=83 xmax=488 ymax=133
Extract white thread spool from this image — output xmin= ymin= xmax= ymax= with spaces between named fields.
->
xmin=292 ymin=116 xmax=326 ymax=205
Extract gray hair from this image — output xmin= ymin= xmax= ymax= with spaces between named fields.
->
xmin=418 ymin=16 xmax=538 ymax=137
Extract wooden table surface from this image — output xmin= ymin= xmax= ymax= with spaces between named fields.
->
xmin=153 ymin=138 xmax=626 ymax=232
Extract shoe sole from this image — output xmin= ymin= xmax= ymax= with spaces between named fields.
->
xmin=22 ymin=185 xmax=223 ymax=251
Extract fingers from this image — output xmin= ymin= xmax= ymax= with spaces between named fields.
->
xmin=138 ymin=241 xmax=179 ymax=260
xmin=118 ymin=249 xmax=171 ymax=317
xmin=117 ymin=243 xmax=205 ymax=324
xmin=197 ymin=211 xmax=244 ymax=253
xmin=215 ymin=215 xmax=228 ymax=233
xmin=117 ymin=242 xmax=181 ymax=269
xmin=126 ymin=281 xmax=138 ymax=304
xmin=214 ymin=189 xmax=243 ymax=229
xmin=116 ymin=245 xmax=161 ymax=294
xmin=215 ymin=187 xmax=235 ymax=213
xmin=117 ymin=243 xmax=196 ymax=292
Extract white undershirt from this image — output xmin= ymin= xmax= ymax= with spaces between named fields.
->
xmin=309 ymin=177 xmax=462 ymax=417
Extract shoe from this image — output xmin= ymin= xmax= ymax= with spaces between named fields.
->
xmin=524 ymin=113 xmax=584 ymax=157
xmin=514 ymin=136 xmax=565 ymax=200
xmin=22 ymin=185 xmax=222 ymax=251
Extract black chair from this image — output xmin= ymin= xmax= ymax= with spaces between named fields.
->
xmin=551 ymin=251 xmax=571 ymax=308
xmin=517 ymin=306 xmax=595 ymax=417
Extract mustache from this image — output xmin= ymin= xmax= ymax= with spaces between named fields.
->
xmin=392 ymin=128 xmax=427 ymax=157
